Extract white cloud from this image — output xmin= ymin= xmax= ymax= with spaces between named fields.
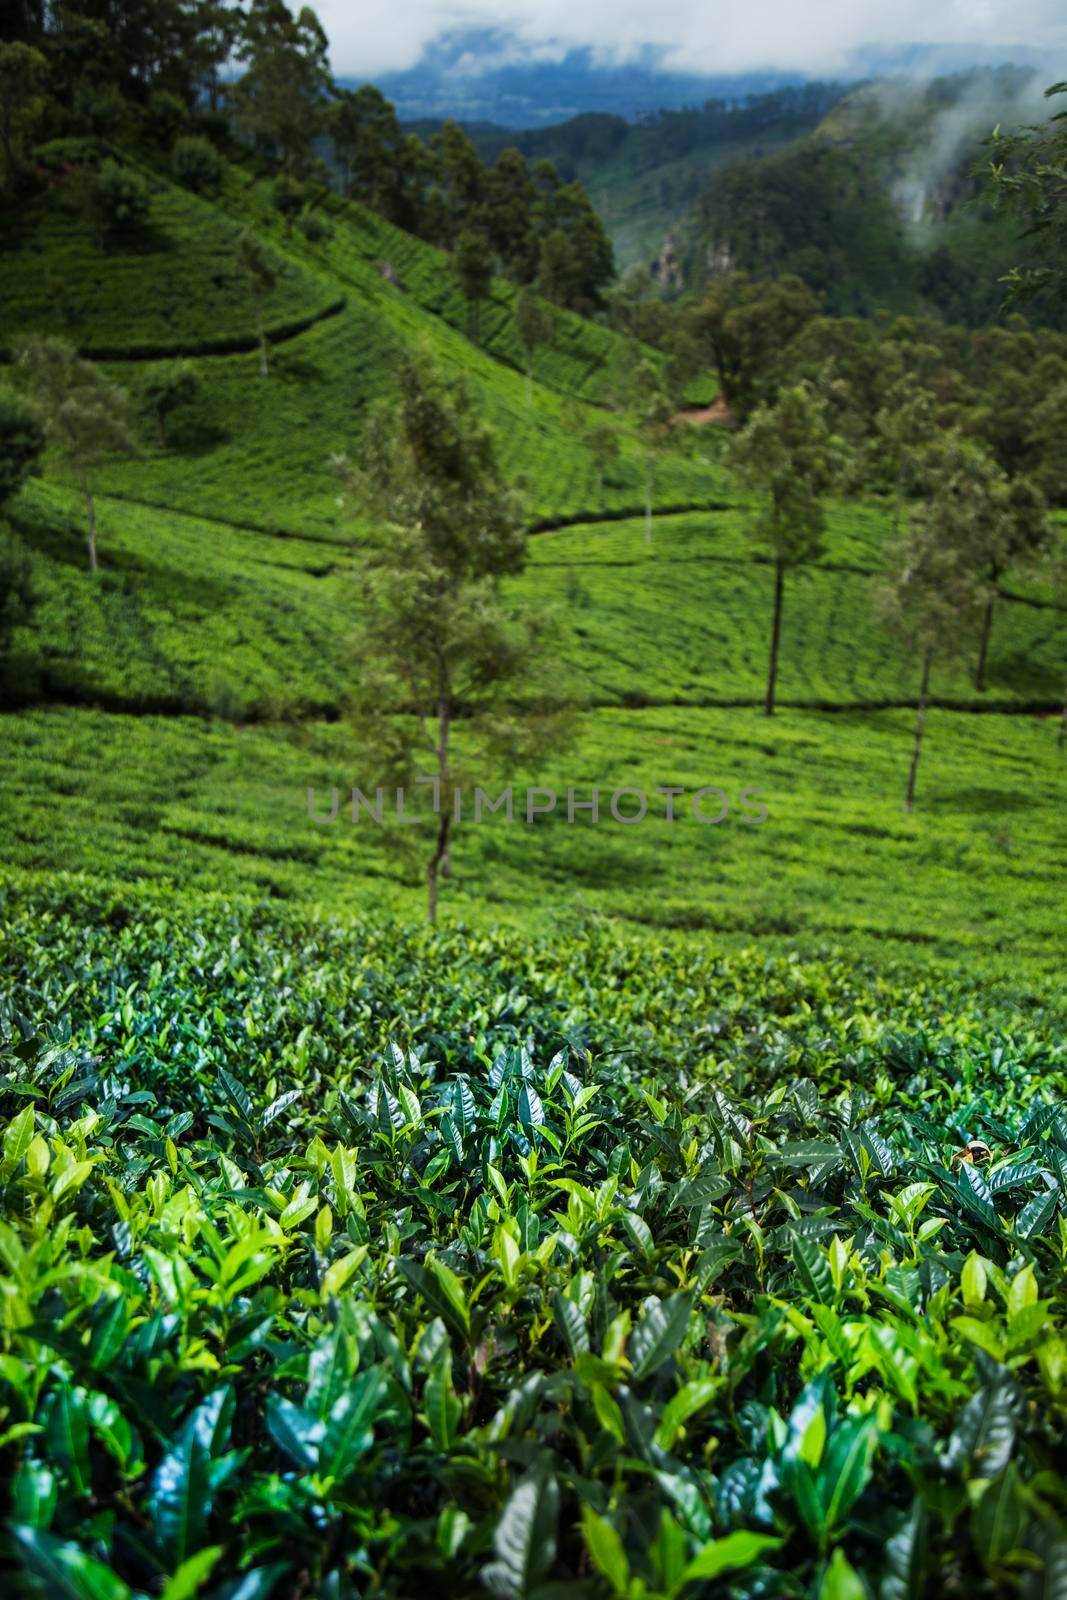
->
xmin=317 ymin=0 xmax=1067 ymax=80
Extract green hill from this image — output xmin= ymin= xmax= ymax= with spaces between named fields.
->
xmin=4 ymin=30 xmax=1067 ymax=1600
xmin=673 ymin=67 xmax=1067 ymax=324
xmin=421 ymin=87 xmax=846 ymax=273
xmin=1 ymin=133 xmax=1066 ymax=990
xmin=0 ymin=147 xmax=343 ymax=357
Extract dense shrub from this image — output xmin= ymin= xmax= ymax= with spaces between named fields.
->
xmin=0 ymin=521 xmax=35 ymax=654
xmin=0 ymin=884 xmax=1065 ymax=1595
xmin=170 ymin=133 xmax=223 ymax=196
xmin=147 ymin=89 xmax=187 ymax=147
xmin=0 ymin=389 xmax=44 ymax=504
xmin=273 ymin=172 xmax=305 ymax=230
xmin=32 ymin=137 xmax=101 ymax=174
xmin=96 ymin=158 xmax=152 ymax=233
xmin=299 ymin=207 xmax=330 ymax=243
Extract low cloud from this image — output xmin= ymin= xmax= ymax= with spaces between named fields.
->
xmin=317 ymin=0 xmax=1067 ymax=81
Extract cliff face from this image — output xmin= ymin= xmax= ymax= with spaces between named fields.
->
xmin=652 ymin=232 xmax=686 ymax=291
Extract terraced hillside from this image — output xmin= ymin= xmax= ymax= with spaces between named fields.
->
xmin=2 ymin=143 xmax=1066 ymax=992
xmin=5 ymin=38 xmax=1067 ymax=1600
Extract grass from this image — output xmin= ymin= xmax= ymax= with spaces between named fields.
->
xmin=0 ymin=132 xmax=1065 ymax=1008
xmin=2 ymin=700 xmax=1064 ymax=994
xmin=7 ymin=484 xmax=1064 ymax=721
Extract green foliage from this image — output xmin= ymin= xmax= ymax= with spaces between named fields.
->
xmin=452 ymin=228 xmax=493 ymax=338
xmin=0 ymin=389 xmax=45 ymax=506
xmin=170 ymin=134 xmax=224 ymax=196
xmin=0 ymin=159 xmax=339 ymax=358
xmin=1 ymin=885 xmax=1067 ymax=1594
xmin=139 ymin=362 xmax=201 ymax=449
xmin=337 ymin=355 xmax=568 ymax=919
xmin=988 ymin=83 xmax=1067 ymax=305
xmin=0 ymin=40 xmax=49 ymax=191
xmin=17 ymin=336 xmax=133 ymax=571
xmin=96 ymin=159 xmax=152 ymax=235
xmin=0 ymin=522 xmax=35 ymax=661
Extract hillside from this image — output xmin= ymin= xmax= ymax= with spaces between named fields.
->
xmin=409 ymin=86 xmax=845 ymax=273
xmin=1 ymin=145 xmax=1066 ymax=988
xmin=676 ymin=67 xmax=1065 ymax=322
xmin=4 ymin=14 xmax=1067 ymax=1598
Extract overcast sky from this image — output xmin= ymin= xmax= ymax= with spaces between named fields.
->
xmin=315 ymin=0 xmax=1067 ymax=79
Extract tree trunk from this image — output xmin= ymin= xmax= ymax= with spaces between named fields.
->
xmin=427 ymin=693 xmax=451 ymax=924
xmin=81 ymin=473 xmax=98 ymax=574
xmin=905 ymin=648 xmax=933 ymax=812
xmin=1059 ymin=682 xmax=1067 ymax=752
xmin=764 ymin=555 xmax=784 ymax=718
xmin=255 ymin=300 xmax=269 ymax=377
xmin=975 ymin=571 xmax=998 ymax=692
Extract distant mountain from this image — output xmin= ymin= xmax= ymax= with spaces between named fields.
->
xmin=340 ymin=29 xmax=1059 ymax=130
xmin=671 ymin=66 xmax=1065 ymax=327
xmin=403 ymin=85 xmax=847 ymax=273
xmin=342 ymin=31 xmax=810 ymax=127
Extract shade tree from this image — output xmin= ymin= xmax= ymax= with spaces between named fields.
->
xmin=334 ymin=356 xmax=569 ymax=923
xmin=728 ymin=383 xmax=840 ymax=716
xmin=17 ymin=336 xmax=132 ymax=574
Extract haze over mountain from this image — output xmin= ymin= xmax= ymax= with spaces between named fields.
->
xmin=324 ymin=1 xmax=1066 ymax=125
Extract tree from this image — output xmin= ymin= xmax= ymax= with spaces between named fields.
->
xmin=0 ymin=41 xmax=48 ymax=190
xmin=689 ymin=274 xmax=820 ymax=421
xmin=728 ymin=384 xmax=839 ymax=716
xmin=0 ymin=389 xmax=45 ymax=505
xmin=972 ymin=472 xmax=1051 ymax=691
xmin=552 ymin=182 xmax=615 ymax=310
xmin=96 ymin=159 xmax=152 ymax=235
xmin=238 ymin=232 xmax=277 ymax=377
xmin=171 ymin=134 xmax=224 ymax=195
xmin=141 ymin=361 xmax=201 ymax=448
xmin=584 ymin=423 xmax=620 ymax=508
xmin=514 ymin=287 xmax=553 ymax=405
xmin=987 ymin=83 xmax=1067 ymax=303
xmin=331 ymin=85 xmax=420 ymax=228
xmin=17 ymin=336 xmax=132 ymax=574
xmin=231 ymin=0 xmax=331 ymax=175
xmin=634 ymin=360 xmax=674 ymax=542
xmin=485 ymin=148 xmax=538 ymax=280
xmin=273 ymin=171 xmax=304 ymax=232
xmin=538 ymin=228 xmax=580 ymax=309
xmin=428 ymin=120 xmax=483 ymax=246
xmin=878 ymin=437 xmax=990 ymax=809
xmin=0 ymin=521 xmax=35 ymax=669
xmin=872 ymin=380 xmax=939 ymax=532
xmin=453 ymin=229 xmax=493 ymax=340
xmin=334 ymin=356 xmax=567 ymax=923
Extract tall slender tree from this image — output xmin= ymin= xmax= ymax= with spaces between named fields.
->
xmin=728 ymin=383 xmax=839 ymax=716
xmin=17 ymin=336 xmax=132 ymax=574
xmin=334 ymin=356 xmax=569 ymax=922
xmin=878 ymin=436 xmax=991 ymax=810
xmin=453 ymin=228 xmax=493 ymax=341
xmin=238 ymin=232 xmax=277 ymax=377
xmin=514 ymin=287 xmax=553 ymax=406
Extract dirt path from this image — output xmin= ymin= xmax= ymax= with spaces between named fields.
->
xmin=673 ymin=397 xmax=736 ymax=428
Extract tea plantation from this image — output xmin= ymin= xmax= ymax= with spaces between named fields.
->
xmin=2 ymin=883 xmax=1067 ymax=1597
xmin=3 ymin=106 xmax=1067 ymax=1600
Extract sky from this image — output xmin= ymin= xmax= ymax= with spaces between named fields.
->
xmin=315 ymin=0 xmax=1067 ymax=79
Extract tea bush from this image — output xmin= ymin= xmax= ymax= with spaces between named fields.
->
xmin=1 ymin=885 xmax=1066 ymax=1596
